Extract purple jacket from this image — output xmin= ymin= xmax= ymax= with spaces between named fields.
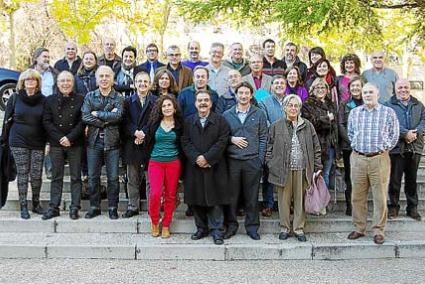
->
xmin=285 ymin=84 xmax=309 ymax=102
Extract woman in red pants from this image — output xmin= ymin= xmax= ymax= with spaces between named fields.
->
xmin=144 ymin=95 xmax=183 ymax=238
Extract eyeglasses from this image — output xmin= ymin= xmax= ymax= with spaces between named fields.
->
xmin=168 ymin=53 xmax=181 ymax=57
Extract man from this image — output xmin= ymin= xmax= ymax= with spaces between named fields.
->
xmin=242 ymin=53 xmax=273 ymax=100
xmin=42 ymin=71 xmax=84 ymax=220
xmin=223 ymin=42 xmax=251 ymax=76
xmin=223 ymin=82 xmax=268 ymax=240
xmin=216 ymin=69 xmax=242 ymax=114
xmin=258 ymin=75 xmax=287 ymax=216
xmin=81 ymin=65 xmax=124 ymax=220
xmin=138 ymin=43 xmax=165 ymax=82
xmin=262 ymin=39 xmax=285 ymax=77
xmin=54 ymin=41 xmax=82 ymax=75
xmin=98 ymin=37 xmax=122 ymax=74
xmin=386 ymin=79 xmax=425 ymax=221
xmin=362 ymin=51 xmax=399 ymax=103
xmin=114 ymin=46 xmax=145 ymax=97
xmin=206 ymin=42 xmax=231 ymax=98
xmin=347 ymin=83 xmax=399 ymax=245
xmin=282 ymin=42 xmax=308 ymax=82
xmin=164 ymin=45 xmax=192 ymax=92
xmin=122 ymin=71 xmax=157 ymax=218
xmin=31 ymin=47 xmax=58 ymax=97
xmin=182 ymin=40 xmax=208 ymax=71
xmin=178 ymin=66 xmax=219 ymax=118
xmin=181 ymin=90 xmax=230 ymax=245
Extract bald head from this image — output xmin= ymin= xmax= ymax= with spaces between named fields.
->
xmin=103 ymin=37 xmax=117 ymax=59
xmin=362 ymin=83 xmax=380 ymax=108
xmin=64 ymin=41 xmax=77 ymax=61
xmin=370 ymin=51 xmax=385 ymax=71
xmin=395 ymin=78 xmax=411 ymax=101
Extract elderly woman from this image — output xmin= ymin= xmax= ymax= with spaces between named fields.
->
xmin=336 ymin=53 xmax=362 ymax=104
xmin=302 ymin=78 xmax=338 ymax=190
xmin=151 ymin=68 xmax=179 ymax=97
xmin=266 ymin=94 xmax=322 ymax=242
xmin=338 ymin=76 xmax=363 ymax=216
xmin=2 ymin=69 xmax=46 ymax=219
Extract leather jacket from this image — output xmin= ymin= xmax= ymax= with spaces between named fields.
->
xmin=81 ymin=89 xmax=124 ymax=150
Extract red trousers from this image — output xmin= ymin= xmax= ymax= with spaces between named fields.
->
xmin=148 ymin=159 xmax=181 ymax=227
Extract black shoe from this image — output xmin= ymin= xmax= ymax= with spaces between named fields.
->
xmin=237 ymin=209 xmax=245 ymax=217
xmin=85 ymin=208 xmax=101 ymax=219
xmin=191 ymin=230 xmax=208 ymax=240
xmin=109 ymin=208 xmax=119 ymax=220
xmin=388 ymin=207 xmax=398 ymax=219
xmin=46 ymin=171 xmax=52 ymax=180
xmin=295 ymin=233 xmax=307 ymax=242
xmin=185 ymin=207 xmax=194 ymax=217
xmin=42 ymin=208 xmax=60 ymax=220
xmin=407 ymin=210 xmax=422 ymax=221
xmin=213 ymin=236 xmax=224 ymax=245
xmin=32 ymin=201 xmax=45 ymax=215
xmin=247 ymin=232 xmax=261 ymax=240
xmin=278 ymin=232 xmax=289 ymax=240
xmin=20 ymin=205 xmax=30 ymax=220
xmin=122 ymin=209 xmax=139 ymax=218
xmin=69 ymin=209 xmax=79 ymax=220
xmin=345 ymin=206 xmax=352 ymax=216
xmin=223 ymin=228 xmax=237 ymax=239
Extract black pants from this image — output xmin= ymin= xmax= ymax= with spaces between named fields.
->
xmin=389 ymin=153 xmax=421 ymax=213
xmin=342 ymin=150 xmax=352 ymax=208
xmin=49 ymin=146 xmax=82 ymax=210
xmin=192 ymin=205 xmax=223 ymax=238
xmin=225 ymin=158 xmax=261 ymax=234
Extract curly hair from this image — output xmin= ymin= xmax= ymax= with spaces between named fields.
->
xmin=149 ymin=94 xmax=182 ymax=125
xmin=340 ymin=53 xmax=361 ymax=75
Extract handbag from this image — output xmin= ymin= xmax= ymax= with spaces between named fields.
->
xmin=304 ymin=171 xmax=331 ymax=215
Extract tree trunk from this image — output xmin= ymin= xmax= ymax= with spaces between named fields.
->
xmin=9 ymin=12 xmax=16 ymax=69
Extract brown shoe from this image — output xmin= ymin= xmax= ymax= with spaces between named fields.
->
xmin=373 ymin=234 xmax=385 ymax=245
xmin=347 ymin=231 xmax=365 ymax=240
xmin=407 ymin=210 xmax=422 ymax=221
xmin=161 ymin=227 xmax=171 ymax=239
xmin=388 ymin=207 xmax=398 ymax=219
xmin=261 ymin=208 xmax=272 ymax=217
xmin=151 ymin=224 xmax=160 ymax=237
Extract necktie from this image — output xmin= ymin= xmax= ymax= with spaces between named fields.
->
xmin=150 ymin=63 xmax=155 ymax=81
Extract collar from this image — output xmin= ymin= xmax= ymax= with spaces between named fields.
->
xmin=360 ymin=103 xmax=381 ymax=112
xmin=236 ymin=105 xmax=250 ymax=114
xmin=95 ymin=88 xmax=116 ymax=99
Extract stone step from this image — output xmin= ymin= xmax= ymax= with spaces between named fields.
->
xmin=0 ymin=211 xmax=423 ymax=234
xmin=0 ymin=231 xmax=424 ymax=260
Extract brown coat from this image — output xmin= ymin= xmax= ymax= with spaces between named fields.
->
xmin=161 ymin=64 xmax=193 ymax=92
xmin=265 ymin=116 xmax=322 ymax=187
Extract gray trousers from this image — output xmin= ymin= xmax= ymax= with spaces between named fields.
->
xmin=127 ymin=163 xmax=149 ymax=211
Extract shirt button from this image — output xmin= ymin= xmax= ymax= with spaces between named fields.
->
xmin=59 ymin=115 xmax=62 ymax=118
xmin=59 ymin=124 xmax=63 ymax=127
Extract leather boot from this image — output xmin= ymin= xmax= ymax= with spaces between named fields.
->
xmin=32 ymin=195 xmax=45 ymax=215
xmin=20 ymin=204 xmax=30 ymax=219
xmin=151 ymin=224 xmax=160 ymax=237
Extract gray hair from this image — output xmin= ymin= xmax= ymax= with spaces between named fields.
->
xmin=283 ymin=94 xmax=302 ymax=109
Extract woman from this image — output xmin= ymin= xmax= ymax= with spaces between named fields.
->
xmin=2 ymin=69 xmax=46 ymax=219
xmin=266 ymin=94 xmax=322 ymax=242
xmin=144 ymin=95 xmax=183 ymax=238
xmin=306 ymin=59 xmax=338 ymax=105
xmin=285 ymin=66 xmax=309 ymax=102
xmin=336 ymin=53 xmax=361 ymax=104
xmin=302 ymin=78 xmax=338 ymax=190
xmin=338 ymin=76 xmax=363 ymax=216
xmin=306 ymin=47 xmax=336 ymax=83
xmin=75 ymin=51 xmax=98 ymax=96
xmin=151 ymin=68 xmax=179 ymax=97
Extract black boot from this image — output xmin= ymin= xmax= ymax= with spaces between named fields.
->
xmin=32 ymin=196 xmax=45 ymax=215
xmin=20 ymin=204 xmax=30 ymax=219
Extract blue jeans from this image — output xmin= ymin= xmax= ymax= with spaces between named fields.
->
xmin=323 ymin=147 xmax=335 ymax=189
xmin=262 ymin=167 xmax=274 ymax=209
xmin=87 ymin=137 xmax=120 ymax=209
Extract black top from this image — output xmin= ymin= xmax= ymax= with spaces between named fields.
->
xmin=7 ymin=91 xmax=46 ymax=150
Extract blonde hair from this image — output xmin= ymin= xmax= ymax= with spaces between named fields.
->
xmin=309 ymin=77 xmax=329 ymax=94
xmin=17 ymin=69 xmax=42 ymax=92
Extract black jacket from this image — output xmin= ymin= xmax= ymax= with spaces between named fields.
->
xmin=338 ymin=98 xmax=363 ymax=151
xmin=81 ymin=89 xmax=124 ymax=150
xmin=181 ymin=112 xmax=230 ymax=206
xmin=282 ymin=56 xmax=308 ymax=82
xmin=43 ymin=92 xmax=85 ymax=147
xmin=122 ymin=92 xmax=157 ymax=164
xmin=54 ymin=56 xmax=82 ymax=75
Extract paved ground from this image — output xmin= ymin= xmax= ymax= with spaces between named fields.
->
xmin=0 ymin=258 xmax=424 ymax=283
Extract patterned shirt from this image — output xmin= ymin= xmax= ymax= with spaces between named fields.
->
xmin=348 ymin=103 xmax=399 ymax=153
xmin=289 ymin=123 xmax=304 ymax=170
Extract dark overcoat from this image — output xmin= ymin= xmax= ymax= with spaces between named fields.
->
xmin=181 ymin=112 xmax=230 ymax=206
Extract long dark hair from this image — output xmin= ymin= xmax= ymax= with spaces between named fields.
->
xmin=151 ymin=68 xmax=179 ymax=96
xmin=149 ymin=94 xmax=182 ymax=125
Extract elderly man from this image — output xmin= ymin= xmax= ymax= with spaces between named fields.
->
xmin=164 ymin=45 xmax=193 ymax=92
xmin=223 ymin=82 xmax=268 ymax=240
xmin=54 ymin=41 xmax=82 ymax=75
xmin=216 ymin=69 xmax=242 ymax=114
xmin=181 ymin=90 xmax=230 ymax=245
xmin=182 ymin=40 xmax=208 ymax=71
xmin=81 ymin=65 xmax=124 ymax=220
xmin=262 ymin=39 xmax=285 ymax=76
xmin=223 ymin=42 xmax=251 ymax=76
xmin=347 ymin=83 xmax=399 ymax=245
xmin=206 ymin=42 xmax=231 ymax=97
xmin=178 ymin=66 xmax=219 ymax=118
xmin=386 ymin=79 xmax=425 ymax=221
xmin=98 ymin=37 xmax=122 ymax=74
xmin=138 ymin=43 xmax=165 ymax=81
xmin=42 ymin=71 xmax=84 ymax=220
xmin=282 ymin=42 xmax=308 ymax=82
xmin=242 ymin=53 xmax=273 ymax=100
xmin=362 ymin=51 xmax=399 ymax=104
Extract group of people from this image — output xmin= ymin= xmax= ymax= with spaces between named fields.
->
xmin=1 ymin=37 xmax=424 ymax=246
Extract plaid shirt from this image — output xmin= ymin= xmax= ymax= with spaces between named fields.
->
xmin=348 ymin=103 xmax=399 ymax=153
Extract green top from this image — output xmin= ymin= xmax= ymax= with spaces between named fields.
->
xmin=150 ymin=126 xmax=179 ymax=162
